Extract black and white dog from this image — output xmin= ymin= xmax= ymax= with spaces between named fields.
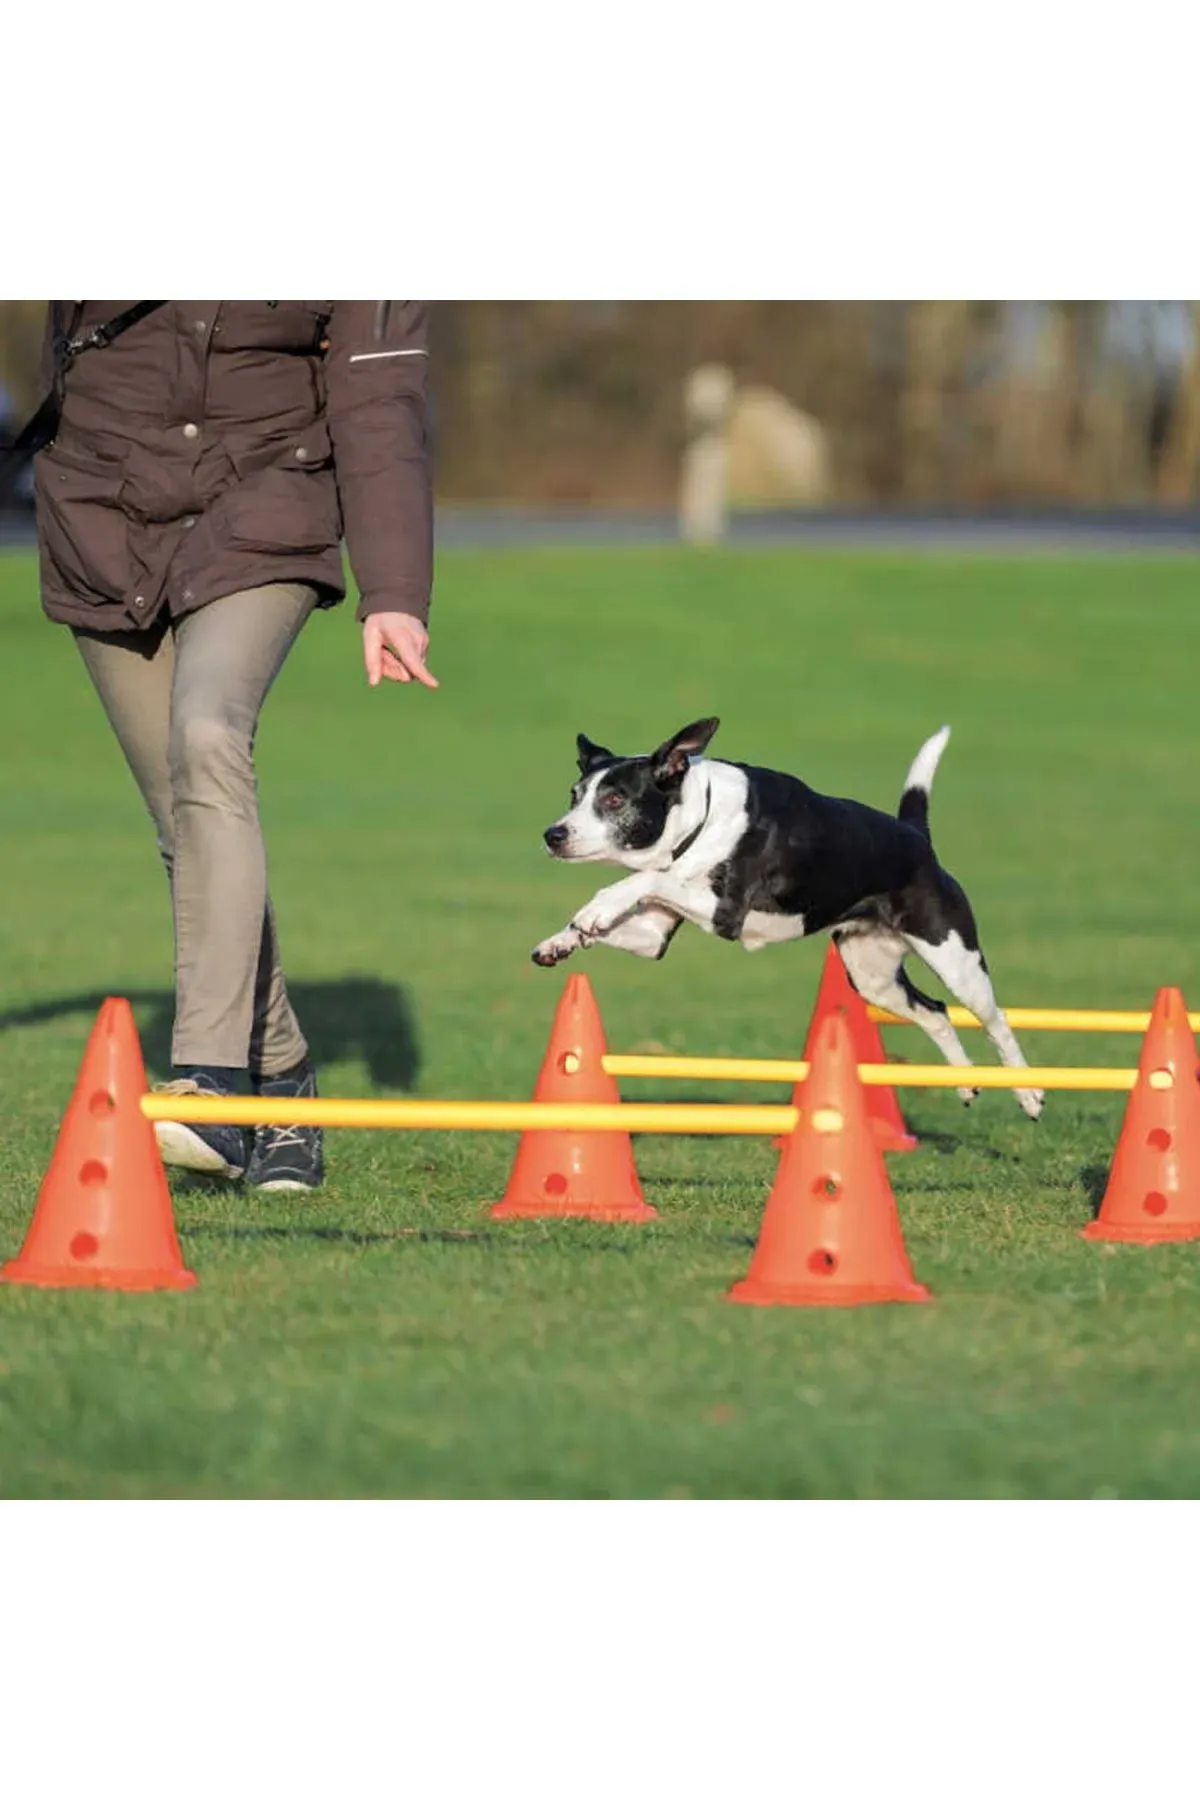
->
xmin=532 ymin=719 xmax=1043 ymax=1119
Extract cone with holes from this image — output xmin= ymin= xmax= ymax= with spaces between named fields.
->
xmin=1 ymin=997 xmax=197 ymax=1290
xmin=1083 ymin=986 xmax=1200 ymax=1244
xmin=730 ymin=1006 xmax=931 ymax=1306
xmin=491 ymin=972 xmax=655 ymax=1221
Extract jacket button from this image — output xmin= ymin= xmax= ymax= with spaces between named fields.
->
xmin=182 ymin=422 xmax=200 ymax=440
xmin=194 ymin=320 xmax=206 ymax=333
xmin=133 ymin=595 xmax=146 ymax=609
xmin=182 ymin=515 xmax=196 ymax=529
xmin=294 ymin=446 xmax=309 ymax=462
xmin=183 ymin=589 xmax=195 ymax=603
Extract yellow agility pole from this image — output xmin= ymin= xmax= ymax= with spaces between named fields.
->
xmin=865 ymin=1005 xmax=1200 ymax=1033
xmin=141 ymin=1063 xmax=1156 ymax=1137
xmin=602 ymin=1059 xmax=1145 ymax=1091
xmin=140 ymin=1096 xmax=799 ymax=1135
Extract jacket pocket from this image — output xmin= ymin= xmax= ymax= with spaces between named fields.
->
xmin=220 ymin=461 xmax=342 ymax=556
xmin=35 ymin=446 xmax=131 ymax=603
xmin=225 ymin=418 xmax=334 ymax=481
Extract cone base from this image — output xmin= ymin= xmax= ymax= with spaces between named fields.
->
xmin=1 ymin=1260 xmax=197 ymax=1291
xmin=727 ymin=1275 xmax=932 ymax=1308
xmin=490 ymin=1197 xmax=657 ymax=1222
xmin=1082 ymin=1218 xmax=1200 ymax=1244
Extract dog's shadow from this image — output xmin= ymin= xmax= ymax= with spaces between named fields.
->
xmin=906 ymin=1126 xmax=1005 ymax=1162
xmin=0 ymin=976 xmax=421 ymax=1089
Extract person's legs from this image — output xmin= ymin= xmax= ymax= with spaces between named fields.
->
xmin=166 ymin=582 xmax=315 ymax=1075
xmin=75 ymin=583 xmax=321 ymax=1184
xmin=74 ymin=587 xmax=315 ymax=1079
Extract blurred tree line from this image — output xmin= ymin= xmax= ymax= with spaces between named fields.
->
xmin=3 ymin=300 xmax=1198 ymax=506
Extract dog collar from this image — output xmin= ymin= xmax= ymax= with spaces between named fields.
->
xmin=671 ymin=782 xmax=712 ymax=861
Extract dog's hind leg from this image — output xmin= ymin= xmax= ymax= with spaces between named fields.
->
xmin=833 ymin=927 xmax=982 ymax=1107
xmin=903 ymin=930 xmax=1044 ymax=1120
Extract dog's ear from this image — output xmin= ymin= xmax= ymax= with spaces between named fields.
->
xmin=576 ymin=733 xmax=616 ymax=774
xmin=651 ymin=717 xmax=720 ymax=786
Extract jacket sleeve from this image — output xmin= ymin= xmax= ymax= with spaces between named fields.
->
xmin=323 ymin=301 xmax=433 ymax=624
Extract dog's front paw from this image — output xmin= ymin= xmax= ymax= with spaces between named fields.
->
xmin=531 ymin=928 xmax=581 ymax=968
xmin=1016 ymin=1086 xmax=1045 ymax=1121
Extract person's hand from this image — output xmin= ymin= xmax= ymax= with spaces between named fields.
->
xmin=362 ymin=612 xmax=439 ymax=689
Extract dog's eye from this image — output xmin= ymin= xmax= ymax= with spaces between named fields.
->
xmin=600 ymin=792 xmax=624 ymax=812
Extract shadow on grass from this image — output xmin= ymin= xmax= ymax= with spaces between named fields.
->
xmin=892 ymin=1124 xmax=1013 ymax=1161
xmin=1079 ymin=1163 xmax=1110 ymax=1219
xmin=180 ymin=1219 xmax=644 ymax=1252
xmin=640 ymin=1174 xmax=755 ymax=1190
xmin=182 ymin=1222 xmax=487 ymax=1247
xmin=0 ymin=976 xmax=421 ymax=1089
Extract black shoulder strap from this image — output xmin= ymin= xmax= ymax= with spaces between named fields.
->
xmin=62 ymin=300 xmax=167 ymax=358
xmin=0 ymin=301 xmax=167 ymax=500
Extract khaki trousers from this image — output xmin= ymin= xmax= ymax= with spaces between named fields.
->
xmin=74 ymin=582 xmax=316 ymax=1074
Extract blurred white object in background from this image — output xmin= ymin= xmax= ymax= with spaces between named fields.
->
xmin=679 ymin=364 xmax=832 ymax=543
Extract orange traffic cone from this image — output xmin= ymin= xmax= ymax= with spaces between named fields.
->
xmin=729 ymin=1007 xmax=931 ymax=1306
xmin=491 ymin=973 xmax=655 ymax=1222
xmin=1083 ymin=986 xmax=1200 ymax=1244
xmin=2 ymin=997 xmax=197 ymax=1291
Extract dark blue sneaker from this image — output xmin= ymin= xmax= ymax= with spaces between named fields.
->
xmin=246 ymin=1059 xmax=325 ymax=1193
xmin=153 ymin=1069 xmax=248 ymax=1180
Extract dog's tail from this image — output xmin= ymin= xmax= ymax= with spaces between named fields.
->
xmin=898 ymin=725 xmax=951 ymax=840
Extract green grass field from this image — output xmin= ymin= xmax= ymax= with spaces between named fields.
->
xmin=1 ymin=544 xmax=1198 ymax=1498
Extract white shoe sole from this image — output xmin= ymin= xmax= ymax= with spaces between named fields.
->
xmin=252 ymin=1177 xmax=319 ymax=1193
xmin=155 ymin=1120 xmax=243 ymax=1179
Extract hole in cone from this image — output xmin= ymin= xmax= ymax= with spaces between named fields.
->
xmin=69 ymin=1231 xmax=100 ymax=1261
xmin=812 ymin=1108 xmax=844 ymax=1134
xmin=79 ymin=1159 xmax=107 ymax=1187
xmin=1148 ymin=1068 xmax=1174 ymax=1091
xmin=1147 ymin=1127 xmax=1172 ymax=1152
xmin=543 ymin=1173 xmax=568 ymax=1197
xmin=88 ymin=1089 xmax=116 ymax=1117
xmin=557 ymin=1051 xmax=581 ymax=1076
xmin=807 ymin=1249 xmax=838 ymax=1276
xmin=1144 ymin=1192 xmax=1168 ymax=1217
xmin=814 ymin=1175 xmax=841 ymax=1199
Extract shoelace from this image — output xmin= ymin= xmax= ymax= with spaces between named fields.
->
xmin=257 ymin=1122 xmax=313 ymax=1151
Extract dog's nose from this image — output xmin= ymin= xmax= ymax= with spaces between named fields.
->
xmin=544 ymin=824 xmax=569 ymax=853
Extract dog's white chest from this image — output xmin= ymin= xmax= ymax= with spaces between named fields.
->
xmin=740 ymin=909 xmax=807 ymax=951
